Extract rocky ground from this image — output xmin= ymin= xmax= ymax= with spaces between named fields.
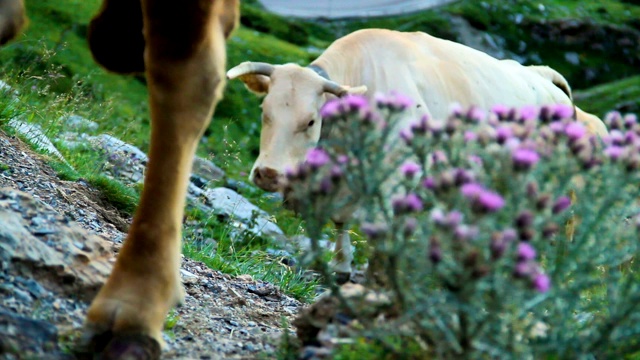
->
xmin=0 ymin=132 xmax=304 ymax=359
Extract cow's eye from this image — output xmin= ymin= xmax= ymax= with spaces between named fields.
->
xmin=307 ymin=120 xmax=315 ymax=128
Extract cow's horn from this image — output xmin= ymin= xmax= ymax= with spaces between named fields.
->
xmin=322 ymin=80 xmax=347 ymax=97
xmin=227 ymin=62 xmax=275 ymax=79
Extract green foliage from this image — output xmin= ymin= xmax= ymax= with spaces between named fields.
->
xmin=84 ymin=174 xmax=139 ymax=215
xmin=575 ymin=75 xmax=640 ymax=117
xmin=240 ymin=3 xmax=310 ymax=46
xmin=182 ymin=206 xmax=317 ymax=302
xmin=288 ymin=94 xmax=640 ymax=358
xmin=445 ymin=0 xmax=640 ymax=89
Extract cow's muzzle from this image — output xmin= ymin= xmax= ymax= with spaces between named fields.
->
xmin=252 ymin=166 xmax=282 ymax=192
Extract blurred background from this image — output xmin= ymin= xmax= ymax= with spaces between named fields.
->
xmin=0 ymin=0 xmax=638 ymax=177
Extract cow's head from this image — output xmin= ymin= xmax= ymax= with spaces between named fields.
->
xmin=227 ymin=61 xmax=367 ymax=193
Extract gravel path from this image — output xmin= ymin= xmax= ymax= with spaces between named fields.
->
xmin=0 ymin=131 xmax=303 ymax=359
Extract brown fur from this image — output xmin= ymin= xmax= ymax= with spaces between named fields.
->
xmin=0 ymin=0 xmax=239 ymax=356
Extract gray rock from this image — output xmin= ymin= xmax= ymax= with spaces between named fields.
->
xmin=564 ymin=51 xmax=581 ymax=65
xmin=58 ymin=114 xmax=99 ymax=132
xmin=0 ymin=310 xmax=70 ymax=359
xmin=7 ymin=118 xmax=68 ymax=164
xmin=202 ymin=187 xmax=283 ymax=238
xmin=0 ymin=188 xmax=112 ymax=300
xmin=192 ymin=156 xmax=225 ymax=184
xmin=88 ymin=134 xmax=148 ymax=163
xmin=0 ymin=79 xmax=19 ymax=99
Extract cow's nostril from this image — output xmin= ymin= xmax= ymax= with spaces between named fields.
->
xmin=262 ymin=167 xmax=278 ymax=179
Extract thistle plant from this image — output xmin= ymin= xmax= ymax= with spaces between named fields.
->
xmin=287 ymin=94 xmax=640 ymax=358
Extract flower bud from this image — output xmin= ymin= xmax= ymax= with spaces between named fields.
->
xmin=552 ymin=196 xmax=572 ymax=214
xmin=515 ymin=210 xmax=534 ymax=229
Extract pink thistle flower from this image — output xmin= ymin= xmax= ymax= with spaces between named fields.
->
xmin=565 ymin=122 xmax=586 ymax=141
xmin=496 ymin=125 xmax=513 ymax=144
xmin=400 ymin=128 xmax=414 ymax=144
xmin=466 ymin=106 xmax=486 ymax=122
xmin=515 ymin=210 xmax=534 ymax=229
xmin=305 ymin=148 xmax=330 ymax=169
xmin=318 ymin=176 xmax=333 ymax=195
xmin=428 ymin=119 xmax=445 ymax=135
xmin=337 ymin=154 xmax=349 ymax=164
xmin=389 ymin=91 xmax=414 ymax=110
xmin=405 ymin=193 xmax=424 ymax=212
xmin=449 ymin=102 xmax=463 ymax=117
xmin=491 ymin=104 xmax=509 ymax=119
xmin=552 ymin=196 xmax=571 ymax=214
xmin=320 ymin=99 xmax=341 ymax=118
xmin=514 ymin=260 xmax=534 ymax=278
xmin=468 ymin=155 xmax=483 ymax=166
xmin=423 ymin=177 xmax=436 ymax=190
xmin=430 ymin=208 xmax=446 ymax=225
xmin=460 ymin=182 xmax=484 ymax=198
xmin=624 ymin=114 xmax=638 ymax=129
xmin=411 ymin=115 xmax=429 ymax=134
xmin=392 ymin=193 xmax=423 ymax=214
xmin=604 ymin=111 xmax=623 ymax=129
xmin=453 ymin=224 xmax=479 ymax=241
xmin=549 ymin=121 xmax=565 ymax=134
xmin=603 ymin=130 xmax=625 ymax=146
xmin=453 ymin=168 xmax=475 ymax=186
xmin=512 ymin=147 xmax=540 ymax=170
xmin=400 ymin=161 xmax=421 ymax=178
xmin=404 ymin=217 xmax=418 ymax=237
xmin=361 ymin=222 xmax=388 ymax=241
xmin=477 ymin=190 xmax=505 ymax=212
xmin=519 ymin=105 xmax=539 ymax=122
xmin=490 ymin=234 xmax=507 ymax=259
xmin=446 ymin=210 xmax=464 ymax=227
xmin=431 ymin=150 xmax=448 ymax=165
xmin=464 ymin=130 xmax=478 ymax=142
xmin=343 ymin=94 xmax=369 ymax=111
xmin=517 ymin=242 xmax=537 ymax=261
xmin=502 ymin=228 xmax=518 ymax=243
xmin=532 ymin=273 xmax=551 ymax=292
xmin=604 ymin=146 xmax=625 ymax=161
xmin=504 ymin=137 xmax=522 ymax=152
xmin=551 ymin=103 xmax=574 ymax=119
xmin=330 ymin=165 xmax=343 ymax=181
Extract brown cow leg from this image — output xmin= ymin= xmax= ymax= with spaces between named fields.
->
xmin=0 ymin=0 xmax=26 ymax=45
xmin=82 ymin=0 xmax=238 ymax=357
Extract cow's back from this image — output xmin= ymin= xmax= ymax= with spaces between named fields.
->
xmin=314 ymin=29 xmax=572 ymax=122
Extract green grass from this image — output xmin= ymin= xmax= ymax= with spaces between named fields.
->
xmin=574 ymin=75 xmax=640 ymax=117
xmin=183 ymin=206 xmax=318 ymax=302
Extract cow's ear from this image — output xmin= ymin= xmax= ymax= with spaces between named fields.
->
xmin=237 ymin=74 xmax=270 ymax=96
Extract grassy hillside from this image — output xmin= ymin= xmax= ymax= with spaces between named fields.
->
xmin=0 ymin=0 xmax=638 ymax=301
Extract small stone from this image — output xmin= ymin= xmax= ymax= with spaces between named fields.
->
xmin=236 ymin=274 xmax=254 ymax=282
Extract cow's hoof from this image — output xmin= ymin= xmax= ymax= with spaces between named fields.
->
xmin=335 ymin=272 xmax=351 ymax=285
xmin=76 ymin=332 xmax=161 ymax=360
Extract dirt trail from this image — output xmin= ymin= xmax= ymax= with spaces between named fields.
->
xmin=0 ymin=131 xmax=302 ymax=359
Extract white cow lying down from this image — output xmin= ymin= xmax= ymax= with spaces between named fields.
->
xmin=227 ymin=28 xmax=608 ymax=279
